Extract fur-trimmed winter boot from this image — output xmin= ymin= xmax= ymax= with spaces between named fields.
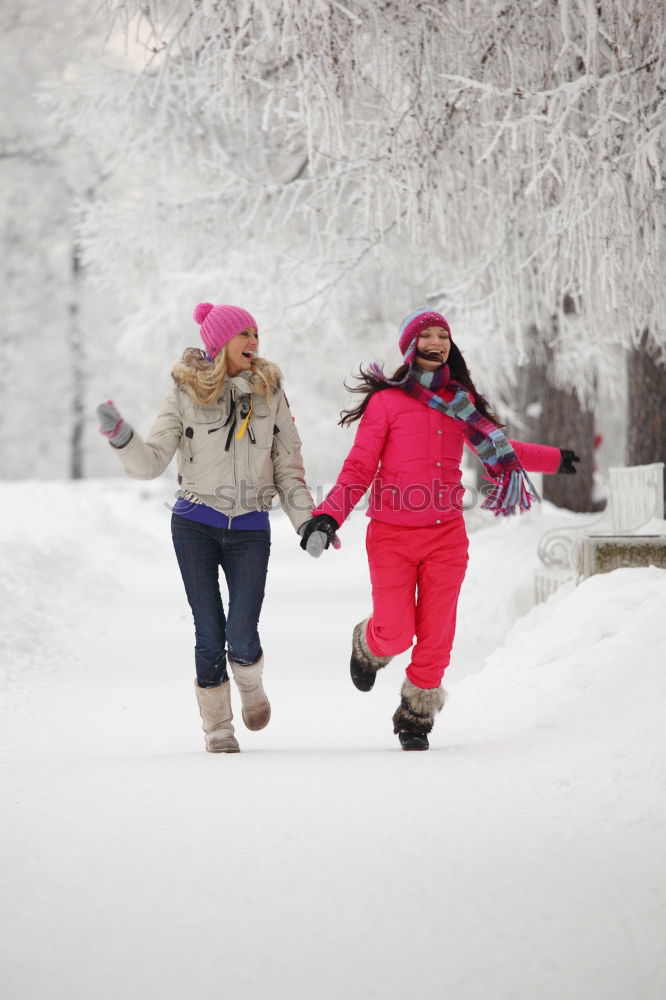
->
xmin=350 ymin=618 xmax=393 ymax=691
xmin=194 ymin=680 xmax=240 ymax=753
xmin=392 ymin=678 xmax=447 ymax=751
xmin=228 ymin=654 xmax=271 ymax=731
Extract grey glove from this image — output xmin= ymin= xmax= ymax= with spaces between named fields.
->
xmin=96 ymin=400 xmax=133 ymax=448
xmin=299 ymin=514 xmax=341 ymax=558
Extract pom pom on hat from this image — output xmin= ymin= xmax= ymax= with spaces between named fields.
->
xmin=193 ymin=302 xmax=214 ymax=325
xmin=193 ymin=302 xmax=258 ymax=359
xmin=398 ymin=308 xmax=451 ymax=364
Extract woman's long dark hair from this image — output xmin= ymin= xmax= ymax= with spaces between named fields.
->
xmin=339 ymin=341 xmax=503 ymax=428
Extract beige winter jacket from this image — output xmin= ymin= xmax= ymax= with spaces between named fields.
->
xmin=112 ymin=359 xmax=314 ymax=531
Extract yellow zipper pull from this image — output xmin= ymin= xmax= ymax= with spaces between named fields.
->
xmin=235 ymin=399 xmax=253 ymax=440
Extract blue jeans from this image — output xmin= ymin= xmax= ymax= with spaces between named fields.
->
xmin=171 ymin=514 xmax=271 ymax=687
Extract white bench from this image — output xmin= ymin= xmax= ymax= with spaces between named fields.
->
xmin=534 ymin=462 xmax=666 ymax=603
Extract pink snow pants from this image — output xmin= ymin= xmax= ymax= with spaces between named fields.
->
xmin=364 ymin=517 xmax=469 ymax=690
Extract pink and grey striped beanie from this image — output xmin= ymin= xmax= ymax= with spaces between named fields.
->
xmin=193 ymin=302 xmax=258 ymax=359
xmin=398 ymin=309 xmax=451 ymax=365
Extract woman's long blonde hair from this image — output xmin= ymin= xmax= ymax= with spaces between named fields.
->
xmin=172 ymin=342 xmax=271 ymax=406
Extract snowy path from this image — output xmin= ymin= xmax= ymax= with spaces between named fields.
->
xmin=2 ymin=481 xmax=665 ymax=999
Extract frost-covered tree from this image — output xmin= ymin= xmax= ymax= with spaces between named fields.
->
xmin=0 ymin=0 xmax=116 ymax=479
xmin=51 ymin=0 xmax=665 ymax=491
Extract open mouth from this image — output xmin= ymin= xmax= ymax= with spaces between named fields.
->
xmin=241 ymin=351 xmax=255 ymax=360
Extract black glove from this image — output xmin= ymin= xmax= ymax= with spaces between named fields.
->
xmin=558 ymin=449 xmax=581 ymax=474
xmin=299 ymin=514 xmax=340 ymax=558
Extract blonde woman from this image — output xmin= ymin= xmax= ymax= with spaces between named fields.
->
xmin=97 ymin=303 xmax=315 ymax=753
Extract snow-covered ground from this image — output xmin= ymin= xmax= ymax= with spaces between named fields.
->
xmin=2 ymin=480 xmax=665 ymax=1000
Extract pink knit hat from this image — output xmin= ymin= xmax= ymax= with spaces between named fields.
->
xmin=193 ymin=302 xmax=258 ymax=359
xmin=398 ymin=308 xmax=451 ymax=364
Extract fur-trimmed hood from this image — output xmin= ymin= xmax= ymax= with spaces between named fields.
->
xmin=171 ymin=355 xmax=282 ymax=399
xmin=249 ymin=357 xmax=282 ymax=395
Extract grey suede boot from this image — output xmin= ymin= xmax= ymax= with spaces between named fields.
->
xmin=350 ymin=618 xmax=393 ymax=691
xmin=194 ymin=680 xmax=240 ymax=753
xmin=392 ymin=678 xmax=447 ymax=751
xmin=228 ymin=654 xmax=271 ymax=731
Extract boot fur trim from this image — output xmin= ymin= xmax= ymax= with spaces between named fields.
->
xmin=352 ymin=618 xmax=393 ymax=673
xmin=392 ymin=678 xmax=447 ymax=736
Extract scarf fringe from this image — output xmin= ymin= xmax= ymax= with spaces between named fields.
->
xmin=367 ymin=361 xmax=409 ymax=387
xmin=481 ymin=469 xmax=541 ymax=517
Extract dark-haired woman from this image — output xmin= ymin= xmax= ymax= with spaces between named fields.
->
xmin=97 ymin=303 xmax=315 ymax=753
xmin=300 ymin=309 xmax=579 ymax=751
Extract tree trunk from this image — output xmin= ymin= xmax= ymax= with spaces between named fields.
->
xmin=510 ymin=308 xmax=596 ymax=512
xmin=69 ymin=244 xmax=85 ymax=480
xmin=626 ymin=332 xmax=666 ymax=468
xmin=537 ymin=375 xmax=595 ymax=512
xmin=512 ymin=342 xmax=595 ymax=512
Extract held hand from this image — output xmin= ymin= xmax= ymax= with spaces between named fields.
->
xmin=558 ymin=448 xmax=580 ymax=474
xmin=299 ymin=514 xmax=341 ymax=558
xmin=96 ymin=400 xmax=133 ymax=449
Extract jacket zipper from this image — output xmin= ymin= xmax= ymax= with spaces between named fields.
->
xmin=224 ymin=388 xmax=236 ymax=451
xmin=230 ymin=390 xmax=237 ymax=523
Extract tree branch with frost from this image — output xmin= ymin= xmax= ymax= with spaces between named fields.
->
xmin=49 ymin=0 xmax=666 ymax=402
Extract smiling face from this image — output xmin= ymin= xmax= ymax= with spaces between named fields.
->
xmin=225 ymin=327 xmax=259 ymax=375
xmin=415 ymin=325 xmax=451 ymax=370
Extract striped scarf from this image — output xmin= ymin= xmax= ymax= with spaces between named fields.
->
xmin=369 ymin=362 xmax=540 ymax=517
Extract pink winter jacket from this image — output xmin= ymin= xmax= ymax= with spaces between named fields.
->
xmin=314 ymin=388 xmax=561 ymax=528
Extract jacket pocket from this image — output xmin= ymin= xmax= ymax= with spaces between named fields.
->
xmin=182 ymin=404 xmax=226 ymax=465
xmin=271 ymin=422 xmax=295 ymax=457
xmin=248 ymin=401 xmax=272 ymax=450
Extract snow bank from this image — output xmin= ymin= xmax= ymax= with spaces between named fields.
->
xmin=0 ymin=479 xmax=173 ymax=690
xmin=460 ymin=564 xmax=666 ymax=740
xmin=2 ymin=480 xmax=665 ymax=1000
